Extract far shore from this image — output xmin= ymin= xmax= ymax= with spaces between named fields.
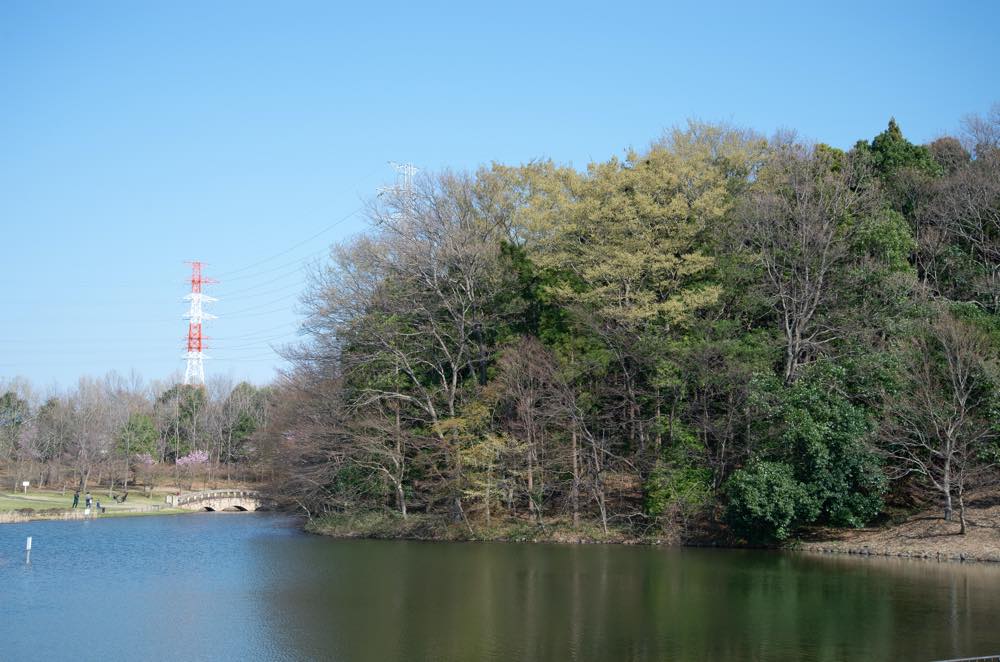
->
xmin=0 ymin=484 xmax=260 ymax=525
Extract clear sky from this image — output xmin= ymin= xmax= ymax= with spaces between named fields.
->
xmin=2 ymin=0 xmax=998 ymax=390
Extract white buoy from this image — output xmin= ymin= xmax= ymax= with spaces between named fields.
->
xmin=25 ymin=536 xmax=32 ymax=564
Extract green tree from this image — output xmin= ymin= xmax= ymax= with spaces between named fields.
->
xmin=117 ymin=412 xmax=158 ymax=491
xmin=861 ymin=118 xmax=941 ymax=178
xmin=117 ymin=412 xmax=158 ymax=458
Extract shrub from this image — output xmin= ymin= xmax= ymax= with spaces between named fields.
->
xmin=724 ymin=461 xmax=813 ymax=544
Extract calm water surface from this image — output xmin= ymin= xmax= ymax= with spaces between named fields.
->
xmin=1 ymin=513 xmax=999 ymax=661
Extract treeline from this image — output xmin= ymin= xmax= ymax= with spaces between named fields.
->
xmin=0 ymin=375 xmax=270 ymax=494
xmin=266 ymin=106 xmax=1000 ymax=542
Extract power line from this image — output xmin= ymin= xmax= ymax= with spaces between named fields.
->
xmin=213 ymin=207 xmax=363 ymax=279
xmin=218 ymin=293 xmax=300 ymax=317
xmin=213 ymin=249 xmax=326 ymax=285
xmin=212 ymin=272 xmax=311 ymax=300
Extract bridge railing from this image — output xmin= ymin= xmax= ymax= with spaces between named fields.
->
xmin=164 ymin=489 xmax=260 ymax=507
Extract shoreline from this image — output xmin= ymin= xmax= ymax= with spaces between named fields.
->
xmin=304 ymin=510 xmax=1000 ymax=565
xmin=9 ymin=495 xmax=999 ymax=566
xmin=797 ymin=543 xmax=1000 ymax=564
xmin=0 ymin=505 xmax=190 ymax=524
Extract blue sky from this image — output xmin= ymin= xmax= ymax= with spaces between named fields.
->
xmin=2 ymin=0 xmax=998 ymax=389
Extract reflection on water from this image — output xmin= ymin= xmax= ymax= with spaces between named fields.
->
xmin=2 ymin=514 xmax=999 ymax=661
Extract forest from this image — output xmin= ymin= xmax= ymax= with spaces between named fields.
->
xmin=266 ymin=106 xmax=1000 ymax=543
xmin=2 ymin=106 xmax=999 ymax=544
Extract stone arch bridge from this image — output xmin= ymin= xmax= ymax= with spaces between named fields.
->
xmin=165 ymin=489 xmax=268 ymax=512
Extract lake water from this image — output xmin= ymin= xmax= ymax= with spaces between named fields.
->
xmin=1 ymin=513 xmax=999 ymax=661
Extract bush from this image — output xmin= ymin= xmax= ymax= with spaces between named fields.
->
xmin=749 ymin=363 xmax=887 ymax=531
xmin=780 ymin=364 xmax=886 ymax=528
xmin=724 ymin=461 xmax=813 ymax=544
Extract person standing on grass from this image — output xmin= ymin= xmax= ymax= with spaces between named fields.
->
xmin=85 ymin=492 xmax=92 ymax=509
xmin=72 ymin=490 xmax=80 ymax=508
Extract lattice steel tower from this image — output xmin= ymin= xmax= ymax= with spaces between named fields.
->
xmin=182 ymin=261 xmax=217 ymax=385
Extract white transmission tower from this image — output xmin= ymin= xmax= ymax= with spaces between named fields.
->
xmin=376 ymin=161 xmax=419 ymax=224
xmin=387 ymin=161 xmax=418 ymax=195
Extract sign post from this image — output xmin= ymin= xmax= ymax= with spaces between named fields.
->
xmin=21 ymin=480 xmax=29 ymax=495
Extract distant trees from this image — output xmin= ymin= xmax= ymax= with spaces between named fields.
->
xmin=0 ymin=374 xmax=269 ymax=494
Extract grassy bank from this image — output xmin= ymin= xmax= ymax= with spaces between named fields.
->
xmin=0 ymin=488 xmax=187 ymax=524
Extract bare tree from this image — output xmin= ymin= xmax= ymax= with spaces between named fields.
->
xmin=883 ymin=311 xmax=997 ymax=533
xmin=66 ymin=377 xmax=115 ymax=492
xmin=297 ymin=171 xmax=518 ymax=522
xmin=961 ymin=102 xmax=1000 ymax=158
xmin=739 ymin=144 xmax=875 ymax=382
xmin=259 ymin=370 xmax=357 ymax=517
xmin=492 ymin=337 xmax=564 ymax=521
xmin=926 ymin=150 xmax=1000 ymax=310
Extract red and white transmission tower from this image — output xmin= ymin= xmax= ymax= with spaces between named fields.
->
xmin=182 ymin=261 xmax=217 ymax=385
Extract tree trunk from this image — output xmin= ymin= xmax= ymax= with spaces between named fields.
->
xmin=526 ymin=441 xmax=537 ymax=521
xmin=943 ymin=457 xmax=953 ymax=521
xmin=455 ymin=497 xmax=474 ymax=536
xmin=591 ymin=436 xmax=608 ymax=535
xmin=396 ymin=481 xmax=407 ymax=519
xmin=957 ymin=480 xmax=967 ymax=535
xmin=571 ymin=428 xmax=580 ymax=529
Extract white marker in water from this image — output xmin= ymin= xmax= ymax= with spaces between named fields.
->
xmin=25 ymin=536 xmax=32 ymax=564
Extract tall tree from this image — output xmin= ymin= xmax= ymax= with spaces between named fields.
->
xmin=739 ymin=144 xmax=876 ymax=382
xmin=883 ymin=309 xmax=998 ymax=532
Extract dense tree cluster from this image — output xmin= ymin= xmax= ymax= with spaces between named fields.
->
xmin=0 ymin=374 xmax=270 ymax=494
xmin=265 ymin=107 xmax=1000 ymax=542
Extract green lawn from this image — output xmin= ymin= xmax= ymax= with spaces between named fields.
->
xmin=0 ymin=488 xmax=173 ymax=513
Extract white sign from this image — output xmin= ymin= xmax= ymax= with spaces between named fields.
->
xmin=22 ymin=481 xmax=29 ymax=487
